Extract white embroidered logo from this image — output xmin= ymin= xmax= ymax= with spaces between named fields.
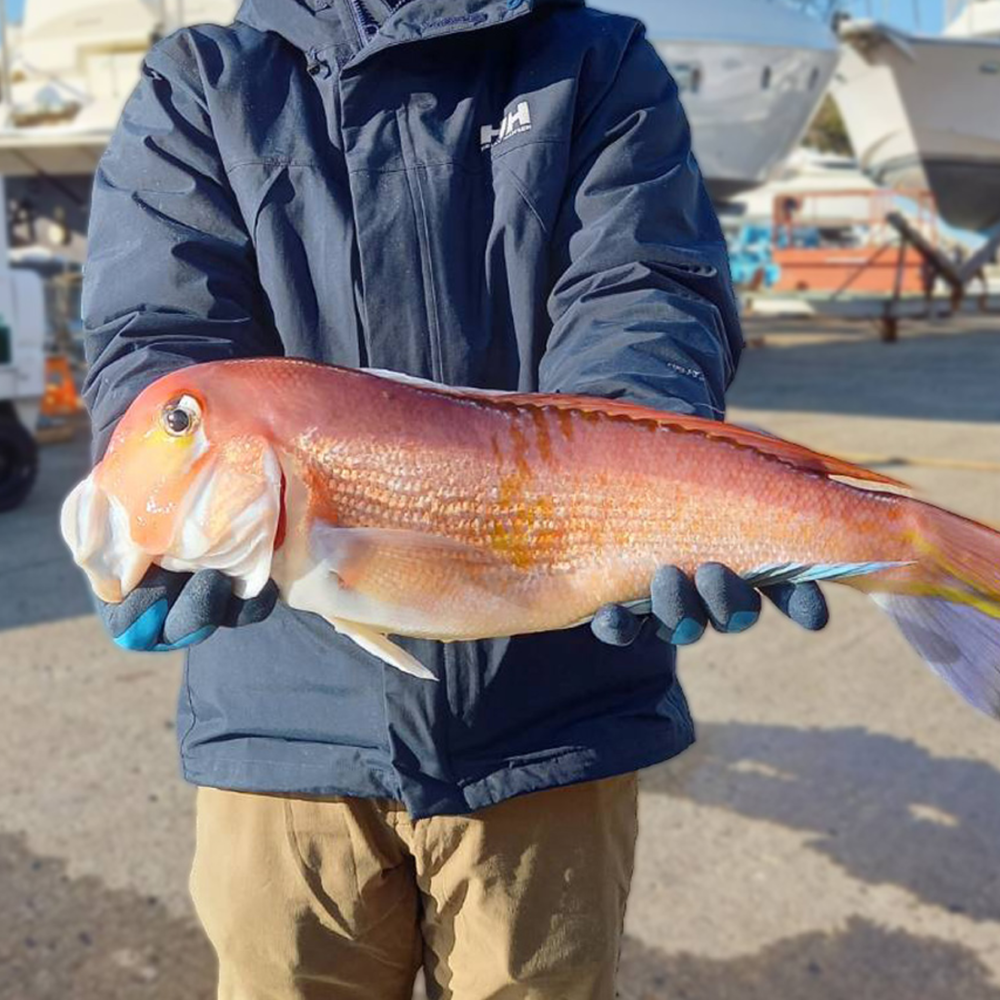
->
xmin=480 ymin=101 xmax=532 ymax=150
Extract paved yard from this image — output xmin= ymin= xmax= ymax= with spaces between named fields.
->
xmin=1 ymin=317 xmax=998 ymax=999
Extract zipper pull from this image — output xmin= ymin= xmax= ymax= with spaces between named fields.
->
xmin=305 ymin=48 xmax=332 ymax=79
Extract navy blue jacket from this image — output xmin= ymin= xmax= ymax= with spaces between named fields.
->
xmin=82 ymin=0 xmax=743 ymax=818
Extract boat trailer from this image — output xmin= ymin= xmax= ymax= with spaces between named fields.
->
xmin=742 ymin=190 xmax=1000 ymax=341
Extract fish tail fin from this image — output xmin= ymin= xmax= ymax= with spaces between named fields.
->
xmin=856 ymin=504 xmax=1000 ymax=719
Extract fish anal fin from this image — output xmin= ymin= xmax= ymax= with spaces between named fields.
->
xmin=745 ymin=561 xmax=914 ymax=588
xmin=326 ymin=617 xmax=437 ymax=681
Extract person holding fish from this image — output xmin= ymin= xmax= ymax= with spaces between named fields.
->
xmin=72 ymin=0 xmax=1000 ymax=997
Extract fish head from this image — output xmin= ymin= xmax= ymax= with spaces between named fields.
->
xmin=61 ymin=364 xmax=284 ymax=604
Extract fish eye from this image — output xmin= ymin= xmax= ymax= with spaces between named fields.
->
xmin=162 ymin=395 xmax=201 ymax=437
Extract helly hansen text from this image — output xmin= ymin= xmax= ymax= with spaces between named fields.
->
xmin=481 ymin=102 xmax=532 ymax=149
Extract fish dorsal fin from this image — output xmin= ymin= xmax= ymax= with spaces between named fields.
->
xmin=510 ymin=397 xmax=911 ymax=489
xmin=361 ymin=368 xmax=909 ymax=490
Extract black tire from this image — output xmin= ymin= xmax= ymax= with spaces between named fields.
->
xmin=0 ymin=406 xmax=39 ymax=512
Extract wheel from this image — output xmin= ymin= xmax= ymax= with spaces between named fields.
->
xmin=0 ymin=405 xmax=39 ymax=512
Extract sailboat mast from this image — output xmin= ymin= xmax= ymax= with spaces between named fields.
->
xmin=0 ymin=0 xmax=12 ymax=109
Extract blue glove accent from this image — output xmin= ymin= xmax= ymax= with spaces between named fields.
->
xmin=151 ymin=625 xmax=218 ymax=653
xmin=727 ymin=610 xmax=759 ymax=634
xmin=113 ymin=598 xmax=171 ymax=651
xmin=670 ymin=617 xmax=706 ymax=646
xmin=694 ymin=563 xmax=762 ymax=633
xmin=98 ymin=567 xmax=278 ymax=653
xmin=652 ymin=566 xmax=707 ymax=643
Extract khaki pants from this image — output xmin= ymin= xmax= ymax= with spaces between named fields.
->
xmin=190 ymin=775 xmax=638 ymax=1000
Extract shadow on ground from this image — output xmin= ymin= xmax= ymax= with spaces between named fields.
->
xmin=4 ymin=831 xmax=999 ymax=1000
xmin=619 ymin=920 xmax=1000 ymax=1000
xmin=0 ymin=832 xmax=215 ymax=1000
xmin=730 ymin=324 xmax=1000 ymax=423
xmin=643 ymin=723 xmax=1000 ymax=922
xmin=0 ymin=438 xmax=94 ymax=632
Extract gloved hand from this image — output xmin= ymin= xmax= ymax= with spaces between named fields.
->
xmin=591 ymin=563 xmax=829 ymax=648
xmin=97 ymin=566 xmax=279 ymax=652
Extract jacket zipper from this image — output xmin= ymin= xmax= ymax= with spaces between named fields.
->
xmin=349 ymin=0 xmax=378 ymax=44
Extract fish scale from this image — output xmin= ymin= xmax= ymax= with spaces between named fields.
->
xmin=275 ymin=371 xmax=911 ymax=622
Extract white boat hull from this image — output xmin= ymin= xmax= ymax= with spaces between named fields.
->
xmin=593 ymin=1 xmax=840 ymax=200
xmin=833 ymin=22 xmax=1000 ymax=232
xmin=658 ymin=39 xmax=839 ymax=199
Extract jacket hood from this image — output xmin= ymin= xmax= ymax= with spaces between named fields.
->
xmin=236 ymin=0 xmax=583 ymax=59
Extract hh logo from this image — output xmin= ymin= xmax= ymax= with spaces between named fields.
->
xmin=480 ymin=101 xmax=532 ymax=149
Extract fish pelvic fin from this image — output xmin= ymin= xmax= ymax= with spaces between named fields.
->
xmin=325 ymin=617 xmax=437 ymax=682
xmin=848 ymin=503 xmax=1000 ymax=719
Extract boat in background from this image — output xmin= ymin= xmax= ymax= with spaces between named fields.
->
xmin=724 ymin=149 xmax=932 ymax=292
xmin=0 ymin=0 xmax=239 ymax=261
xmin=833 ymin=0 xmax=1000 ymax=233
xmin=593 ymin=0 xmax=841 ymax=200
xmin=1 ymin=0 xmax=841 ymax=259
xmin=725 ymin=147 xmax=880 ymax=228
xmin=723 ymin=147 xmax=992 ymax=297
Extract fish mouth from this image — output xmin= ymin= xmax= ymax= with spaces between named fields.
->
xmin=60 ymin=472 xmax=152 ymax=604
xmin=61 ymin=442 xmax=284 ymax=606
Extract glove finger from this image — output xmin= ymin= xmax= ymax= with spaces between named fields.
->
xmin=103 ymin=566 xmax=188 ymax=651
xmin=222 ymin=579 xmax=280 ymax=629
xmin=591 ymin=603 xmax=644 ymax=647
xmin=160 ymin=569 xmax=233 ymax=647
xmin=762 ymin=582 xmax=830 ymax=632
xmin=695 ymin=563 xmax=761 ymax=634
xmin=651 ymin=565 xmax=707 ymax=646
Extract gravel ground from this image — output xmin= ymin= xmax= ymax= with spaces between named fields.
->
xmin=1 ymin=316 xmax=998 ymax=999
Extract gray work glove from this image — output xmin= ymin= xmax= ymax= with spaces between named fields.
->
xmin=96 ymin=566 xmax=278 ymax=652
xmin=591 ymin=563 xmax=829 ymax=647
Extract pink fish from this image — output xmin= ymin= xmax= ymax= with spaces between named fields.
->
xmin=61 ymin=359 xmax=1000 ymax=714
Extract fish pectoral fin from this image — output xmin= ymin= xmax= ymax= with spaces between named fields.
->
xmin=311 ymin=525 xmax=500 ymax=588
xmin=326 ymin=617 xmax=437 ymax=681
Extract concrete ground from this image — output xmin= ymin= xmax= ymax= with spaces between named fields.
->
xmin=1 ymin=316 xmax=998 ymax=999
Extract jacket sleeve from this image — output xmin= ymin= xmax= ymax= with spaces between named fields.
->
xmin=539 ymin=27 xmax=743 ymax=419
xmin=82 ymin=36 xmax=280 ymax=458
